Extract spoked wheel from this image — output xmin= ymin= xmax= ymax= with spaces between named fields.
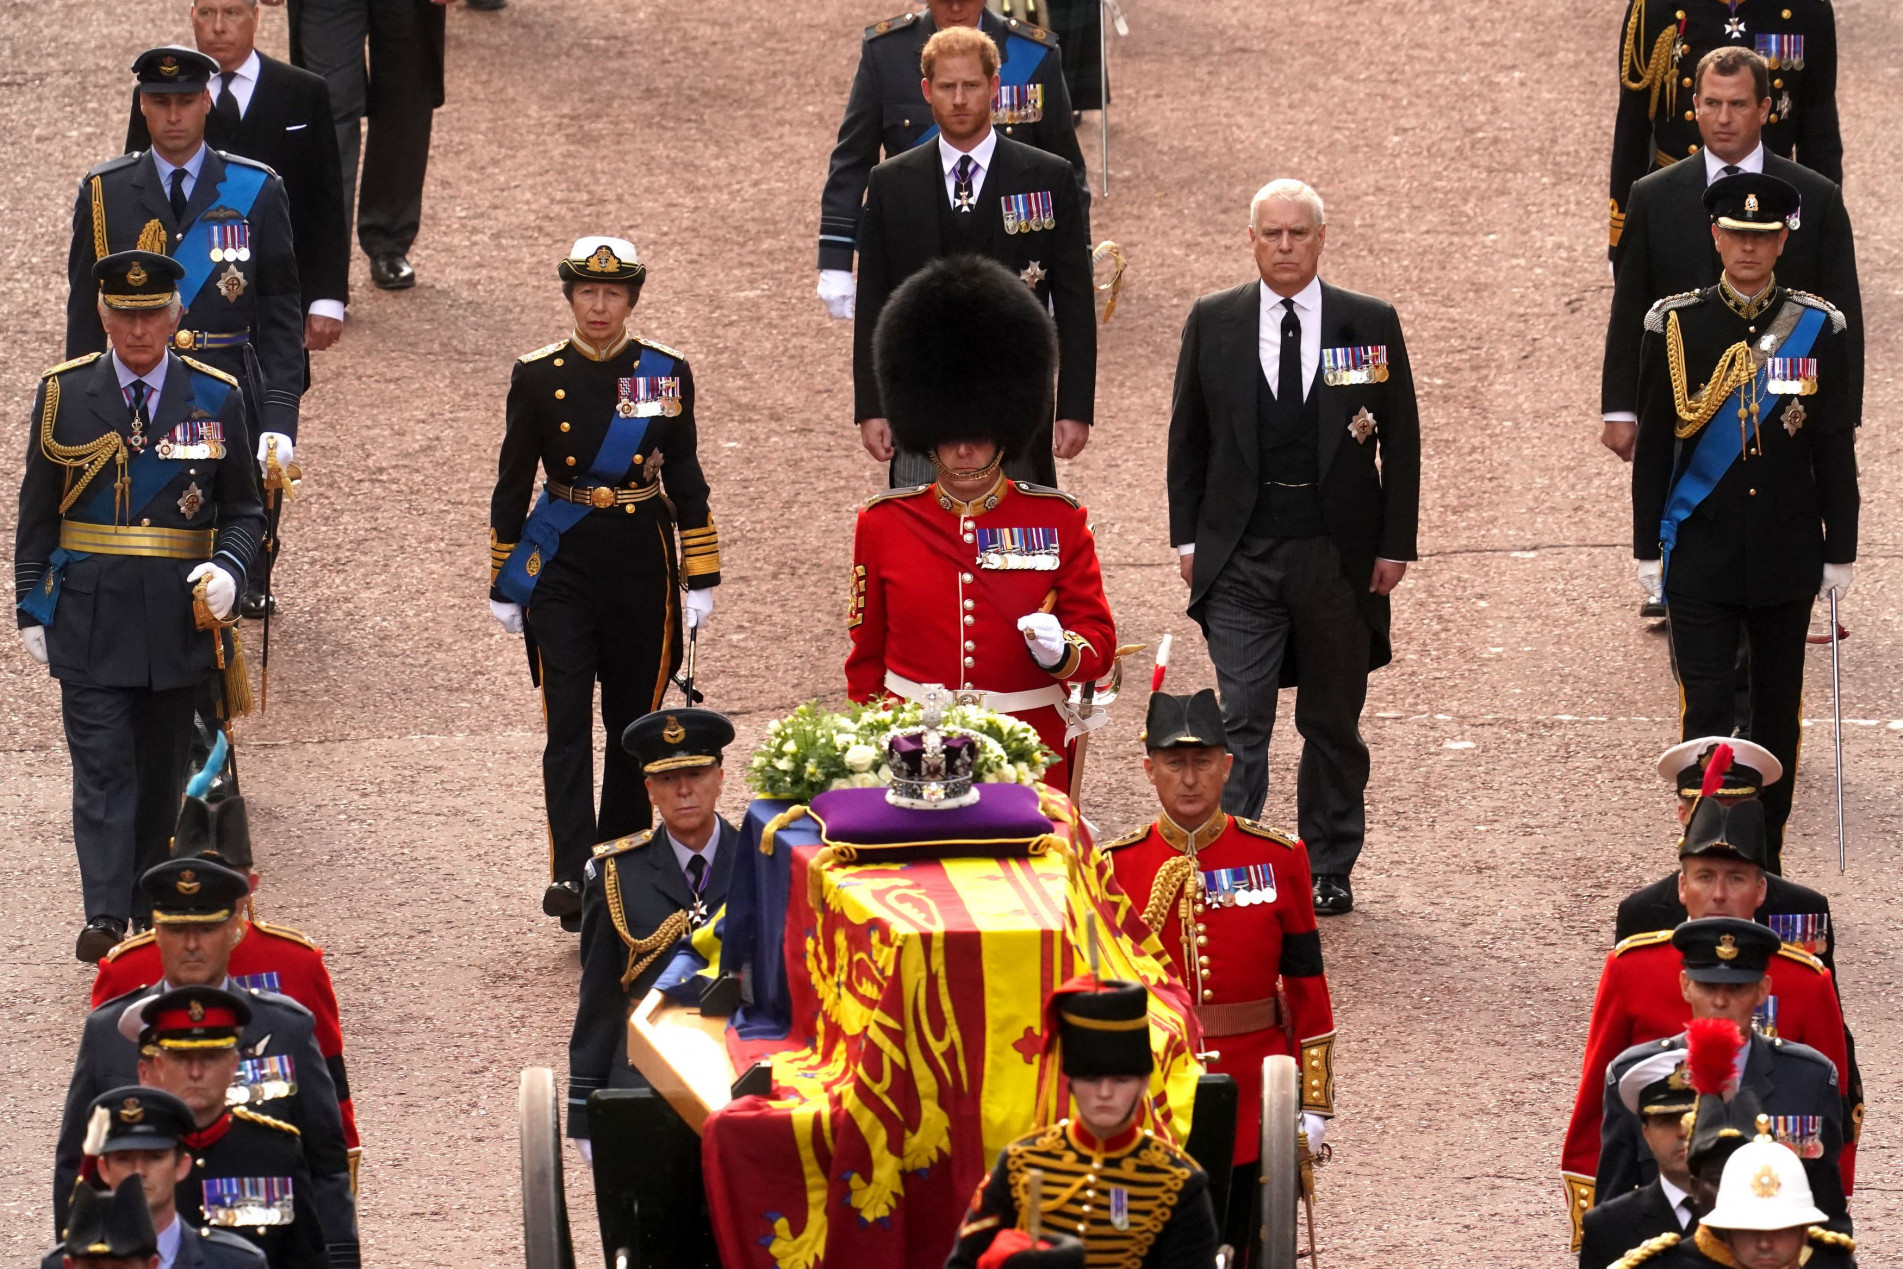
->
xmin=1258 ymin=1055 xmax=1299 ymax=1269
xmin=520 ymin=1067 xmax=576 ymax=1269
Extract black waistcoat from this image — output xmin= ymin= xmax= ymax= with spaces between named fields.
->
xmin=1249 ymin=363 xmax=1325 ymax=538
xmin=935 ymin=174 xmax=984 ymax=254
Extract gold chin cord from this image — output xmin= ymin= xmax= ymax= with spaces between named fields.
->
xmin=928 ymin=448 xmax=1004 ymax=484
xmin=1665 ymin=310 xmax=1762 ymax=458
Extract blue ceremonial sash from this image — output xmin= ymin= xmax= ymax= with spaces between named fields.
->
xmin=177 ymin=162 xmax=268 ymax=311
xmin=913 ymin=32 xmax=1043 ymax=147
xmin=1659 ymin=305 xmax=1826 ymax=577
xmin=18 ymin=368 xmax=231 ymax=626
xmin=494 ymin=347 xmax=671 ymax=604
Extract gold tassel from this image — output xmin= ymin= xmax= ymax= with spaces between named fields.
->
xmin=222 ymin=626 xmax=254 ymax=719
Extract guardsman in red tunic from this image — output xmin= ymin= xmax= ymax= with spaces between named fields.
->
xmin=90 ymin=790 xmax=361 ymax=1164
xmin=1560 ymin=784 xmax=1850 ymax=1245
xmin=1101 ymin=688 xmax=1337 ymax=1256
xmin=845 ymin=256 xmax=1115 ymax=789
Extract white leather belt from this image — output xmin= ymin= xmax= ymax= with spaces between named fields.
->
xmin=883 ymin=671 xmax=1112 ymax=744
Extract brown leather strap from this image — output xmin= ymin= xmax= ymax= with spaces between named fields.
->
xmin=1195 ymin=996 xmax=1280 ymax=1037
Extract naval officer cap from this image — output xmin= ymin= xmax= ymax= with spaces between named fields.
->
xmin=132 ymin=45 xmax=219 ymax=93
xmin=1142 ymin=690 xmax=1228 ymax=752
xmin=1673 ymin=916 xmax=1780 ymax=984
xmin=622 ymin=707 xmax=735 ymax=775
xmin=1658 ymin=736 xmax=1781 ymax=796
xmin=558 ymin=236 xmax=647 ymax=285
xmin=1704 ymin=172 xmax=1801 ymax=233
xmin=93 ymin=250 xmax=183 ymax=311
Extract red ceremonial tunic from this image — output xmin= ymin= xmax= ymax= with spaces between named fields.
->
xmin=1560 ymin=931 xmax=1852 ymax=1197
xmin=94 ymin=918 xmax=361 ymax=1153
xmin=1104 ymin=813 xmax=1337 ymax=1164
xmin=846 ymin=479 xmax=1117 ymax=789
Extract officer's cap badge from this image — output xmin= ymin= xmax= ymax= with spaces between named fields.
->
xmin=177 ymin=870 xmax=201 ymax=895
xmin=188 ymin=1000 xmax=206 ymax=1022
xmin=1745 ymin=193 xmax=1760 ymax=215
xmin=159 ymin=56 xmax=179 ymax=76
xmin=663 ymin=715 xmax=687 ymax=744
xmin=587 ymin=245 xmax=620 ymax=273
xmin=125 ymin=262 xmax=148 ymax=288
xmin=1716 ymin=934 xmax=1739 ymax=961
xmin=1751 ymin=1163 xmax=1780 ymax=1198
xmin=120 ymin=1097 xmax=144 ymax=1123
xmin=1667 ymin=1064 xmax=1690 ymax=1091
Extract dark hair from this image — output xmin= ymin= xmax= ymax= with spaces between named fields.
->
xmin=561 ymin=278 xmax=641 ymax=304
xmin=1694 ymin=46 xmax=1770 ymax=102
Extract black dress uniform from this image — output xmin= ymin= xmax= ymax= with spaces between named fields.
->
xmin=54 ymin=873 xmax=357 ymax=1268
xmin=1633 ymin=178 xmax=1855 ymax=870
xmin=1608 ymin=0 xmax=1841 ymax=252
xmin=16 ymin=254 xmax=263 ymax=950
xmin=67 ymin=49 xmax=303 ymax=458
xmin=490 ymin=241 xmax=721 ymax=916
xmin=180 ymin=1107 xmax=327 ymax=1269
xmin=568 ymin=708 xmax=737 ymax=1141
xmin=818 ymin=8 xmax=1088 ymax=273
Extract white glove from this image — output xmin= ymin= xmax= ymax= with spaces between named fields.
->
xmin=256 ymin=431 xmax=294 ymax=471
xmin=1636 ymin=559 xmax=1662 ymax=600
xmin=683 ymin=587 xmax=715 ymax=631
xmin=575 ymin=1138 xmax=593 ymax=1164
xmin=1017 ymin=612 xmax=1066 ymax=669
xmin=20 ymin=626 xmax=47 ymax=665
xmin=817 ymin=270 xmax=856 ymax=320
xmin=1302 ymin=1113 xmax=1328 ymax=1155
xmin=186 ymin=563 xmax=237 ymax=620
xmin=489 ymin=599 xmax=524 ymax=635
xmin=1822 ymin=562 xmax=1853 ymax=601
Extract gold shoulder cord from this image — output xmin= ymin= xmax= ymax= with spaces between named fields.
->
xmin=1665 ymin=310 xmax=1759 ymax=448
xmin=1621 ymin=0 xmax=1680 ymax=121
xmin=40 ymin=377 xmax=129 ymax=519
xmin=604 ymin=858 xmax=693 ymax=989
xmin=90 ymin=176 xmax=107 ymax=262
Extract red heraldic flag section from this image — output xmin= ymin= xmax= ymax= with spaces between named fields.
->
xmin=1105 ymin=813 xmax=1337 ymax=1163
xmin=846 ymin=479 xmax=1117 ymax=790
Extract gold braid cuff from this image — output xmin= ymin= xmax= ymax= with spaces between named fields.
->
xmin=1563 ymin=1173 xmax=1597 ymax=1252
xmin=1141 ymin=855 xmax=1198 ymax=934
xmin=603 ymin=857 xmax=692 ymax=989
xmin=40 ymin=377 xmax=129 ymax=518
xmin=1299 ymin=1031 xmax=1336 ymax=1115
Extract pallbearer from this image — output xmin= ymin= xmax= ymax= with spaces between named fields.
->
xmin=489 ymin=237 xmax=722 ymax=930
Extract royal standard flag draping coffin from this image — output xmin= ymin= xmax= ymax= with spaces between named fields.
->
xmin=700 ymin=785 xmax=1201 ymax=1269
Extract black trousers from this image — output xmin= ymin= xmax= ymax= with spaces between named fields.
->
xmin=1201 ymin=534 xmax=1371 ymax=876
xmin=293 ymin=0 xmax=440 ymax=256
xmin=525 ymin=512 xmax=680 ymax=889
xmin=60 ymin=681 xmax=198 ymax=922
xmin=1668 ymin=591 xmax=1812 ymax=872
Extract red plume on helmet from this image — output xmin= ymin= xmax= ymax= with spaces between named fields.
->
xmin=1699 ymin=743 xmax=1735 ymax=800
xmin=1686 ymin=1016 xmax=1744 ymax=1098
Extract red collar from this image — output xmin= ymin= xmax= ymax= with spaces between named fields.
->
xmin=1066 ymin=1119 xmax=1142 ymax=1157
xmin=182 ymin=1111 xmax=233 ymax=1151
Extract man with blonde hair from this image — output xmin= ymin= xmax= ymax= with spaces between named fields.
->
xmin=1166 ymin=178 xmax=1421 ymax=916
xmin=852 ymin=23 xmax=1096 ymax=488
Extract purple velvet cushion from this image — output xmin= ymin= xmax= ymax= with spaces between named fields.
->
xmin=809 ymin=784 xmax=1053 ymax=855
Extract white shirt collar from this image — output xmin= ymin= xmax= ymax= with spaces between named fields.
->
xmin=151 ymin=143 xmax=209 ymax=185
xmin=110 ymin=350 xmax=170 ymax=397
xmin=1658 ymin=1176 xmax=1694 ymax=1227
xmin=1259 ymin=274 xmax=1323 ymax=318
xmin=227 ymin=49 xmax=261 ymax=84
xmin=666 ymin=825 xmax=719 ymax=879
xmin=939 ymin=127 xmax=999 ymax=176
xmin=1703 ymin=142 xmax=1765 ymax=184
xmin=156 ymin=1214 xmax=182 ymax=1268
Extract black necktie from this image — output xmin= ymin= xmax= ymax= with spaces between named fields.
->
xmin=685 ymin=852 xmax=707 ymax=894
xmin=1722 ymin=164 xmax=1742 ymax=176
xmin=213 ymin=71 xmax=241 ymax=127
xmin=953 ymin=155 xmax=976 ymax=214
xmin=1278 ymin=297 xmax=1302 ymax=406
xmin=169 ymin=167 xmax=189 ymax=221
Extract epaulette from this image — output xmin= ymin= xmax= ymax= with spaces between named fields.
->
xmin=1808 ymin=1227 xmax=1855 ymax=1252
xmin=592 ymin=829 xmax=653 ymax=859
xmin=1098 ymin=825 xmax=1149 ymax=852
xmin=864 ymin=10 xmax=919 ymax=38
xmin=1777 ymin=943 xmax=1826 ymax=972
xmin=214 ymin=150 xmax=279 ymax=178
xmin=180 ymin=356 xmax=239 ymax=387
xmin=1000 ymin=15 xmax=1053 ymax=43
xmin=253 ymin=919 xmax=318 ymax=951
xmin=1011 ymin=481 xmax=1080 ymax=507
xmin=635 ymin=335 xmax=686 ymax=360
xmin=84 ymin=152 xmax=140 ymax=179
xmin=1643 ymin=290 xmax=1704 ymax=334
xmin=1787 ymin=289 xmax=1848 ymax=333
xmin=102 ymin=928 xmax=156 ymax=962
xmin=863 ymin=484 xmax=931 ymax=509
xmin=1613 ymin=929 xmax=1675 ymax=956
xmin=1235 ymin=817 xmax=1299 ymax=848
xmin=1608 ymin=1232 xmax=1680 ymax=1269
xmin=232 ymin=1106 xmax=300 ymax=1137
xmin=42 ymin=352 xmax=102 ymax=379
xmin=518 ymin=339 xmax=568 ymax=363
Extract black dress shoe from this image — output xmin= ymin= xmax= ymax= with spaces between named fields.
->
xmin=1311 ymin=873 xmax=1354 ymax=916
xmin=543 ymin=881 xmax=583 ymax=920
xmin=1639 ymin=597 xmax=1667 ymax=619
xmin=76 ymin=916 xmax=128 ymax=963
xmin=240 ymin=589 xmax=274 ymax=621
xmin=369 ymin=253 xmax=416 ymax=290
xmin=560 ymin=911 xmax=582 ymax=934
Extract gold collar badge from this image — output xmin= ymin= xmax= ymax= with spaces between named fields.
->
xmin=663 ymin=715 xmax=687 ymax=744
xmin=177 ymin=870 xmax=201 ymax=895
xmin=1716 ymin=934 xmax=1739 ymax=961
xmin=120 ymin=1097 xmax=144 ymax=1123
xmin=126 ymin=262 xmax=149 ymax=287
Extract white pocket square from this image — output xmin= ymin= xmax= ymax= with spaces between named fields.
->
xmin=286 ymin=123 xmax=307 ymax=132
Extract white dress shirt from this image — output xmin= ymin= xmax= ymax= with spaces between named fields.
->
xmin=111 ymin=350 xmax=170 ymax=405
xmin=666 ymin=826 xmax=719 ymax=889
xmin=1658 ymin=1176 xmax=1695 ymax=1230
xmin=1258 ymin=275 xmax=1323 ymax=403
xmin=1703 ymin=141 xmax=1764 ymax=185
xmin=150 ymin=143 xmax=208 ymax=205
xmin=938 ymin=128 xmax=998 ymax=209
xmin=211 ymin=50 xmax=261 ymax=117
xmin=156 ymin=1214 xmax=182 ymax=1269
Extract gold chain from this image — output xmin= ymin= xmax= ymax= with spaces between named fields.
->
xmin=39 ymin=377 xmax=129 ymax=519
xmin=1665 ymin=310 xmax=1762 ymax=456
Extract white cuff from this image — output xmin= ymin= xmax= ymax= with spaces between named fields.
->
xmin=1601 ymin=411 xmax=1637 ymax=424
xmin=1176 ymin=543 xmax=1195 ymax=556
xmin=307 ymin=299 xmax=346 ymax=322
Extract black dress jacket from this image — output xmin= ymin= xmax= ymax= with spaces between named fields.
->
xmin=126 ymin=52 xmax=350 ymax=310
xmin=818 ymin=8 xmax=1087 ymax=271
xmin=1580 ymin=1179 xmax=1685 ymax=1269
xmin=1602 ymin=149 xmax=1860 ymax=420
xmin=567 ymin=818 xmax=738 ymax=1139
xmin=13 ymin=354 xmax=264 ymax=691
xmin=1167 ymin=279 xmax=1421 ymax=682
xmin=1632 ymin=286 xmax=1856 ymax=607
xmin=853 ymin=132 xmax=1095 ymax=424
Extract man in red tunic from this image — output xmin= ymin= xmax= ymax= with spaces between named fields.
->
xmin=845 ymin=256 xmax=1115 ymax=789
xmin=1559 ymin=786 xmax=1850 ymax=1242
xmin=91 ymin=790 xmax=361 ymax=1165
xmin=1102 ymin=688 xmax=1337 ymax=1256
